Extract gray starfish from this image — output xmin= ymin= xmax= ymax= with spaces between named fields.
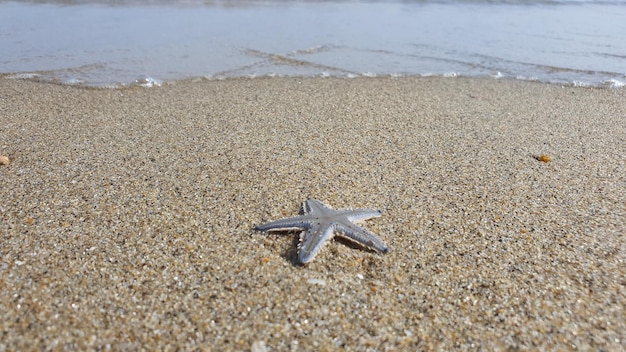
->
xmin=254 ymin=199 xmax=389 ymax=264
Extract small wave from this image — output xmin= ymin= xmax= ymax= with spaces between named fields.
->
xmin=6 ymin=73 xmax=42 ymax=80
xmin=64 ymin=78 xmax=85 ymax=86
xmin=603 ymin=79 xmax=625 ymax=88
xmin=128 ymin=76 xmax=162 ymax=88
xmin=291 ymin=45 xmax=336 ymax=55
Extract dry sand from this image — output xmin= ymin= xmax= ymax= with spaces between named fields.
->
xmin=1 ymin=76 xmax=624 ymax=351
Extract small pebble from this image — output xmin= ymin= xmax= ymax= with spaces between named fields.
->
xmin=307 ymin=278 xmax=326 ymax=286
xmin=0 ymin=155 xmax=10 ymax=165
xmin=251 ymin=340 xmax=267 ymax=352
xmin=536 ymin=154 xmax=552 ymax=162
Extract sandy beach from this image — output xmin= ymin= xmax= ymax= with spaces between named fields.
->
xmin=1 ymin=76 xmax=624 ymax=350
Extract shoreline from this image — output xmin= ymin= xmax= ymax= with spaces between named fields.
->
xmin=1 ymin=76 xmax=624 ymax=350
xmin=3 ymin=72 xmax=626 ymax=89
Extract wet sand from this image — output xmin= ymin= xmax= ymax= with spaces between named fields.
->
xmin=1 ymin=76 xmax=624 ymax=350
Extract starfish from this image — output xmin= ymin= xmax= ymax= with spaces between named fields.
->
xmin=254 ymin=199 xmax=389 ymax=264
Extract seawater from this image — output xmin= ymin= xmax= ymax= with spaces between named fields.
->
xmin=1 ymin=0 xmax=625 ymax=87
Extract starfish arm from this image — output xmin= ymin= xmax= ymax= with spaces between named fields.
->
xmin=345 ymin=209 xmax=382 ymax=222
xmin=298 ymin=223 xmax=335 ymax=264
xmin=303 ymin=198 xmax=329 ymax=214
xmin=254 ymin=216 xmax=311 ymax=232
xmin=335 ymin=221 xmax=389 ymax=253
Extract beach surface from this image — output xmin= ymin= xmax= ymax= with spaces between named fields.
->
xmin=1 ymin=77 xmax=624 ymax=350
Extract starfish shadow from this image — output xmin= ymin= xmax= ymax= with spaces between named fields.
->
xmin=286 ymin=232 xmax=304 ymax=266
xmin=334 ymin=236 xmax=382 ymax=254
